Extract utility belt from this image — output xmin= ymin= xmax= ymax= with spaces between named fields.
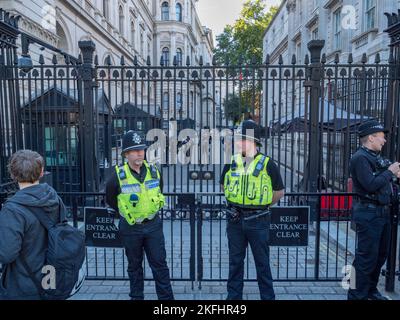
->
xmin=226 ymin=206 xmax=271 ymax=221
xmin=120 ymin=212 xmax=158 ymax=225
xmin=353 ymin=196 xmax=390 ymax=217
xmin=353 ymin=203 xmax=390 ymax=219
xmin=354 ymin=195 xmax=388 ymax=207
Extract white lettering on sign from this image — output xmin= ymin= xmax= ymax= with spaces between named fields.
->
xmin=270 ymin=224 xmax=308 ymax=231
xmin=276 ymin=231 xmax=300 ymax=238
xmin=95 ymin=217 xmax=114 ymax=224
xmin=93 ymin=232 xmax=116 ymax=240
xmin=279 ymin=216 xmax=299 ymax=223
xmin=86 ymin=224 xmax=118 ymax=232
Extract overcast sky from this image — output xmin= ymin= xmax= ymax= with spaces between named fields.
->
xmin=196 ymin=0 xmax=282 ymax=41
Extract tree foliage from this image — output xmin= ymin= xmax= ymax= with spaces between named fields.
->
xmin=215 ymin=0 xmax=278 ymax=123
xmin=214 ymin=0 xmax=278 ymax=66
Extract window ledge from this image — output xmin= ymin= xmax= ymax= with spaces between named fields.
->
xmin=351 ymin=28 xmax=379 ymax=48
xmin=326 ymin=49 xmax=342 ymax=61
xmin=305 ymin=13 xmax=319 ymax=29
xmin=323 ymin=0 xmax=341 ymax=9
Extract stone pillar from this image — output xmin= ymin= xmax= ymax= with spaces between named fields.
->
xmin=156 ymin=35 xmax=161 ymax=64
xmin=171 ymin=31 xmax=176 ymax=62
xmin=286 ymin=0 xmax=297 ymax=59
xmin=171 ymin=1 xmax=176 ymax=21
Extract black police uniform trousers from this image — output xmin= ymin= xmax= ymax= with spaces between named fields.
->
xmin=118 ymin=214 xmax=174 ymax=300
xmin=226 ymin=213 xmax=275 ymax=300
xmin=347 ymin=202 xmax=391 ymax=300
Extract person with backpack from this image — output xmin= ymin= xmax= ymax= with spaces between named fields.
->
xmin=0 ymin=150 xmax=85 ymax=300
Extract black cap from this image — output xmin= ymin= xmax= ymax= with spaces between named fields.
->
xmin=358 ymin=120 xmax=388 ymax=138
xmin=121 ymin=131 xmax=146 ymax=154
xmin=234 ymin=120 xmax=262 ymax=145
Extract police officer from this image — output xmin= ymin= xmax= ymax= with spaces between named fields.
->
xmin=348 ymin=120 xmax=400 ymax=300
xmin=106 ymin=131 xmax=174 ymax=300
xmin=220 ymin=120 xmax=285 ymax=300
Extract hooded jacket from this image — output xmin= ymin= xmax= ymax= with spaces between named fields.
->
xmin=0 ymin=183 xmax=63 ymax=300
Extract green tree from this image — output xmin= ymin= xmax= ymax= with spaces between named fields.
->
xmin=215 ymin=0 xmax=278 ymax=123
xmin=214 ymin=0 xmax=278 ymax=65
xmin=223 ymin=90 xmax=262 ymax=123
xmin=213 ymin=25 xmax=237 ymax=66
xmin=224 ymin=94 xmax=246 ymax=124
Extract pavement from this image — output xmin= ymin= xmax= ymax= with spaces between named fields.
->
xmin=70 ymin=279 xmax=400 ymax=300
xmin=71 ymin=219 xmax=400 ymax=300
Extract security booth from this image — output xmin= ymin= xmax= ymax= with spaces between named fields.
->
xmin=21 ymin=87 xmax=112 ymax=193
xmin=112 ymin=102 xmax=162 ymax=147
xmin=176 ymin=118 xmax=196 ymax=131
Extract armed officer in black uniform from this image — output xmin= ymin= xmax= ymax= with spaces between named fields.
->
xmin=348 ymin=120 xmax=400 ymax=300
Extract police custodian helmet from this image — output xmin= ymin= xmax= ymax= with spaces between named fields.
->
xmin=234 ymin=120 xmax=262 ymax=146
xmin=121 ymin=130 xmax=147 ymax=154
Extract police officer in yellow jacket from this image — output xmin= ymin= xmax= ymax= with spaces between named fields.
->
xmin=106 ymin=130 xmax=174 ymax=300
xmin=221 ymin=120 xmax=285 ymax=300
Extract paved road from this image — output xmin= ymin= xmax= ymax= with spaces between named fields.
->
xmin=75 ymin=220 xmax=400 ymax=300
xmin=70 ymin=279 xmax=400 ymax=300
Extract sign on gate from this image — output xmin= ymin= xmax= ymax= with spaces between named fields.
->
xmin=269 ymin=206 xmax=310 ymax=247
xmin=84 ymin=207 xmax=123 ymax=248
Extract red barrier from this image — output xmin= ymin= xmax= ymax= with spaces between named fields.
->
xmin=320 ymin=178 xmax=353 ymax=218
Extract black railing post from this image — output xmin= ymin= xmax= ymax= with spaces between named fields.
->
xmin=78 ymin=41 xmax=97 ymax=192
xmin=306 ymin=40 xmax=325 ymax=280
xmin=196 ymin=194 xmax=203 ymax=289
xmin=306 ymin=40 xmax=325 ymax=195
xmin=0 ymin=9 xmax=22 ymax=183
xmin=189 ymin=199 xmax=196 ymax=289
xmin=385 ymin=185 xmax=399 ymax=292
xmin=72 ymin=196 xmax=79 ymax=229
xmin=383 ymin=10 xmax=400 ymax=292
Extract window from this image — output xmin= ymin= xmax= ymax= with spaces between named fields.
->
xmin=103 ymin=0 xmax=109 ymax=20
xmin=130 ymin=21 xmax=135 ymax=46
xmin=163 ymin=92 xmax=169 ymax=109
xmin=176 ymin=48 xmax=182 ymax=66
xmin=312 ymin=28 xmax=318 ymax=40
xmin=161 ymin=2 xmax=169 ymax=20
xmin=113 ymin=119 xmax=126 ymax=135
xmin=364 ymin=0 xmax=376 ymax=31
xmin=333 ymin=8 xmax=341 ymax=50
xmin=162 ymin=47 xmax=170 ymax=65
xmin=296 ymin=42 xmax=301 ymax=61
xmin=147 ymin=41 xmax=151 ymax=58
xmin=137 ymin=121 xmax=144 ymax=131
xmin=140 ymin=33 xmax=144 ymax=57
xmin=176 ymin=3 xmax=182 ymax=22
xmin=119 ymin=6 xmax=124 ymax=35
xmin=176 ymin=93 xmax=182 ymax=110
xmin=56 ymin=22 xmax=68 ymax=52
xmin=45 ymin=126 xmax=77 ymax=166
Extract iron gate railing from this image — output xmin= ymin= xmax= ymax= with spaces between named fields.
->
xmin=28 ymin=192 xmax=359 ymax=285
xmin=0 ymin=8 xmax=399 ymax=196
xmin=1 ymin=8 xmax=400 ymax=290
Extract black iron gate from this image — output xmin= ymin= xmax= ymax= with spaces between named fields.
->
xmin=1 ymin=8 xmax=400 ymax=289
